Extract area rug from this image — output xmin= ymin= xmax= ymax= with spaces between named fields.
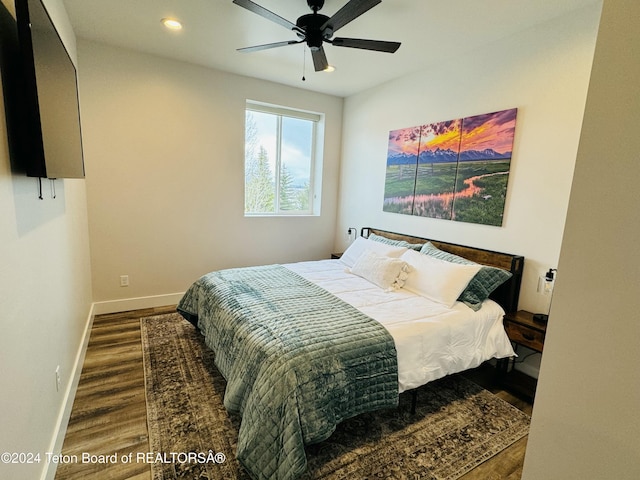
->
xmin=141 ymin=313 xmax=529 ymax=480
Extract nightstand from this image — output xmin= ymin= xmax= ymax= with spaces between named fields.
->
xmin=500 ymin=310 xmax=547 ymax=400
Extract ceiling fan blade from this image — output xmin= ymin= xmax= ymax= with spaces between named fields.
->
xmin=320 ymin=0 xmax=381 ymax=34
xmin=311 ymin=47 xmax=329 ymax=72
xmin=237 ymin=40 xmax=303 ymax=53
xmin=332 ymin=37 xmax=401 ymax=53
xmin=232 ymin=0 xmax=297 ymax=31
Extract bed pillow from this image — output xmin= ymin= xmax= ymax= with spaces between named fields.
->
xmin=400 ymin=249 xmax=482 ymax=308
xmin=419 ymin=242 xmax=513 ymax=310
xmin=349 ymin=250 xmax=411 ymax=291
xmin=368 ymin=233 xmax=423 ymax=251
xmin=340 ymin=236 xmax=407 ymax=268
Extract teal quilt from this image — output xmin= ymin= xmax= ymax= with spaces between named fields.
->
xmin=177 ymin=264 xmax=398 ymax=480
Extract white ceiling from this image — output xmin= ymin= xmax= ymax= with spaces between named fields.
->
xmin=62 ymin=0 xmax=599 ymax=97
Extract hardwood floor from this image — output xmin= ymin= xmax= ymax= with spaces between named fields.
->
xmin=55 ymin=307 xmax=533 ymax=480
xmin=54 ymin=306 xmax=175 ymax=480
xmin=458 ymin=368 xmax=533 ymax=480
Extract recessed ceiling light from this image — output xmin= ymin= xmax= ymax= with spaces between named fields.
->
xmin=161 ymin=18 xmax=183 ymax=30
xmin=323 ymin=65 xmax=336 ymax=73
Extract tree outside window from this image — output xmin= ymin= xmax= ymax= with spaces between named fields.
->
xmin=244 ymin=103 xmax=321 ymax=216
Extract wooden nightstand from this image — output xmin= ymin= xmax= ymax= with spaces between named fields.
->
xmin=504 ymin=310 xmax=546 ymax=353
xmin=500 ymin=310 xmax=547 ymax=401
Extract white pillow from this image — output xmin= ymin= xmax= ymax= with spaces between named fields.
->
xmin=349 ymin=250 xmax=411 ymax=291
xmin=340 ymin=236 xmax=407 ymax=268
xmin=401 ymin=249 xmax=482 ymax=308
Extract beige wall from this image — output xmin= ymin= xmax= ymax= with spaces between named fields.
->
xmin=4 ymin=0 xmax=637 ymax=478
xmin=336 ymin=4 xmax=601 ymax=314
xmin=522 ymin=0 xmax=640 ymax=478
xmin=0 ymin=1 xmax=92 ymax=479
xmin=77 ymin=41 xmax=343 ymax=310
xmin=334 ymin=4 xmax=602 ymax=377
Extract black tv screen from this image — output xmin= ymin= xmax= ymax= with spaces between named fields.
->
xmin=15 ymin=0 xmax=84 ymax=179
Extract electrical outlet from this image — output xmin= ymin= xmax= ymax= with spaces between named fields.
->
xmin=537 ymin=276 xmax=554 ymax=295
xmin=55 ymin=366 xmax=61 ymax=392
xmin=120 ymin=275 xmax=129 ymax=287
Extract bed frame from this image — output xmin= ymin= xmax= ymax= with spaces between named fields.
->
xmin=362 ymin=228 xmax=524 ymax=413
xmin=361 ymin=227 xmax=524 ymax=314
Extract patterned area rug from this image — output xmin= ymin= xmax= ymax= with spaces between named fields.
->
xmin=141 ymin=313 xmax=529 ymax=480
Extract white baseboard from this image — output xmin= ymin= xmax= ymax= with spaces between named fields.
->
xmin=92 ymin=292 xmax=185 ymax=315
xmin=41 ymin=293 xmax=184 ymax=479
xmin=41 ymin=303 xmax=95 ymax=480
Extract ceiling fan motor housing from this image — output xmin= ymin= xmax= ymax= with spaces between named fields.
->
xmin=307 ymin=0 xmax=325 ymax=12
xmin=234 ymin=0 xmax=401 ymax=71
xmin=296 ymin=13 xmax=331 ymax=50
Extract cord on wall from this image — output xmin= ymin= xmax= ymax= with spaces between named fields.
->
xmin=36 ymin=177 xmax=59 ymax=200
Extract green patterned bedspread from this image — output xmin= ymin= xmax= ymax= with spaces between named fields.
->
xmin=177 ymin=264 xmax=398 ymax=480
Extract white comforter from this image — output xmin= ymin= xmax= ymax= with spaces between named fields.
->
xmin=285 ymin=259 xmax=515 ymax=393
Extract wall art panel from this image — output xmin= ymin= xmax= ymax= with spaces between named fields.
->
xmin=383 ymin=108 xmax=517 ymax=226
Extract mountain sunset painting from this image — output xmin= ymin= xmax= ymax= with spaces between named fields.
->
xmin=383 ymin=108 xmax=517 ymax=226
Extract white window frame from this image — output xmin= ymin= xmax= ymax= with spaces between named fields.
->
xmin=244 ymin=100 xmax=324 ymax=217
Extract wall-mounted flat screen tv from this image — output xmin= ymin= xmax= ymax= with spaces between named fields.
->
xmin=15 ymin=0 xmax=85 ymax=179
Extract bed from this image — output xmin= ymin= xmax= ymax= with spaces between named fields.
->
xmin=176 ymin=227 xmax=524 ymax=480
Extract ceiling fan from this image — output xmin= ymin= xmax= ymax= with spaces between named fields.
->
xmin=232 ymin=0 xmax=401 ymax=72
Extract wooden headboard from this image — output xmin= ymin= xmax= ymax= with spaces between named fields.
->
xmin=361 ymin=227 xmax=524 ymax=313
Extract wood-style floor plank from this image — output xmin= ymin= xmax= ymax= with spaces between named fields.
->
xmin=54 ymin=306 xmax=176 ymax=480
xmin=55 ymin=305 xmax=533 ymax=480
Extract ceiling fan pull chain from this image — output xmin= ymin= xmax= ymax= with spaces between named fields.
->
xmin=233 ymin=0 xmax=400 ymax=73
xmin=302 ymin=47 xmax=306 ymax=81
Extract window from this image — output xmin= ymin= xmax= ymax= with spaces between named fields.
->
xmin=244 ymin=101 xmax=322 ymax=216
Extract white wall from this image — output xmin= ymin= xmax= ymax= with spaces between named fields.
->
xmin=334 ymin=4 xmax=602 ymax=378
xmin=76 ymin=41 xmax=343 ymax=311
xmin=0 ymin=1 xmax=93 ymax=479
xmin=336 ymin=5 xmax=601 ymax=314
xmin=522 ymin=0 xmax=640 ymax=478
